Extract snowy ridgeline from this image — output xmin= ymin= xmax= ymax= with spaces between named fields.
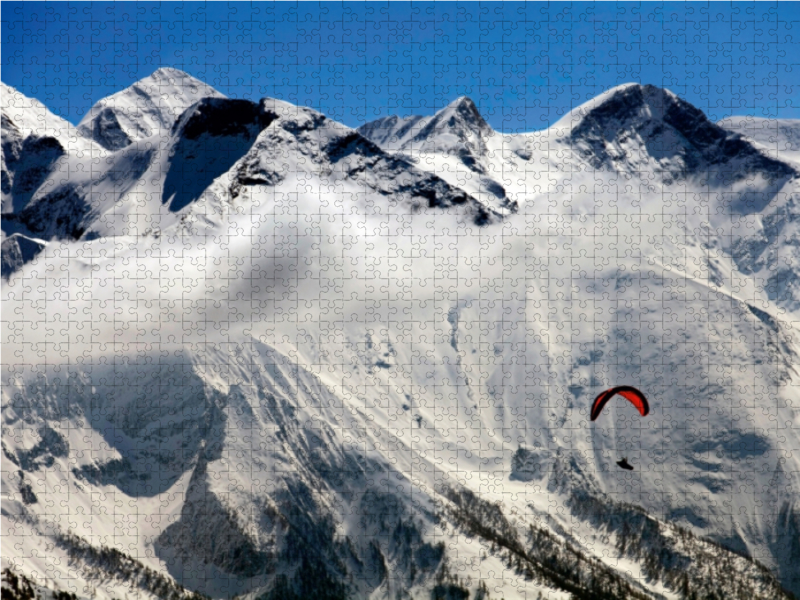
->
xmin=3 ymin=70 xmax=800 ymax=600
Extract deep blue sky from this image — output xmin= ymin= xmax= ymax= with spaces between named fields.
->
xmin=3 ymin=2 xmax=799 ymax=131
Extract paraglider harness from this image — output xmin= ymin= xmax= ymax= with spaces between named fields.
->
xmin=616 ymin=458 xmax=634 ymax=471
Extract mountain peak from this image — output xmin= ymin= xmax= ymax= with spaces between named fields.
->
xmin=435 ymin=95 xmax=490 ymax=133
xmin=357 ymin=96 xmax=492 ymax=156
xmin=558 ymin=82 xmax=795 ymax=186
xmin=446 ymin=95 xmax=478 ymax=110
xmin=552 ymin=83 xmax=671 ymax=131
xmin=1 ymin=83 xmax=104 ymax=213
xmin=142 ymin=67 xmax=214 ymax=89
xmin=150 ymin=66 xmax=191 ymax=79
xmin=390 ymin=95 xmax=492 ymax=157
xmin=77 ymin=68 xmax=226 ymax=150
xmin=356 ymin=114 xmax=430 ymax=152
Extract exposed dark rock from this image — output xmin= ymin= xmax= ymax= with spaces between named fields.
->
xmin=13 ymin=426 xmax=69 ymax=471
xmin=164 ymin=99 xmax=278 ymax=212
xmin=77 ymin=107 xmax=132 ymax=151
xmin=569 ymin=84 xmax=796 ymax=192
xmin=1 ymin=234 xmax=45 ymax=278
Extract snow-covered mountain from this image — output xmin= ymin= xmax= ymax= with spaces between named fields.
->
xmin=1 ymin=83 xmax=106 ymax=215
xmin=358 ymin=97 xmax=515 ymax=211
xmin=557 ymin=84 xmax=795 ymax=189
xmin=77 ymin=67 xmax=226 ymax=151
xmin=359 ymin=97 xmax=491 ymax=156
xmin=719 ymin=116 xmax=800 ymax=163
xmin=3 ymin=72 xmax=800 ymax=600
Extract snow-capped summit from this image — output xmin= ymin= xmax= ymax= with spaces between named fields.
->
xmin=357 ymin=97 xmax=513 ymax=211
xmin=356 ymin=114 xmax=429 ymax=152
xmin=225 ymin=97 xmax=497 ymax=225
xmin=77 ymin=67 xmax=225 ymax=150
xmin=1 ymin=82 xmax=105 ymax=214
xmin=359 ymin=96 xmax=492 ymax=157
xmin=554 ymin=83 xmax=796 ymax=186
xmin=407 ymin=96 xmax=492 ymax=154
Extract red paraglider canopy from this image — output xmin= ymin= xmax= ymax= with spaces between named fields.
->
xmin=590 ymin=386 xmax=649 ymax=421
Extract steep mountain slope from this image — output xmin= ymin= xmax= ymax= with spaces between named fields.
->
xmin=357 ymin=114 xmax=430 ymax=152
xmin=713 ymin=116 xmax=800 ymax=310
xmin=358 ymin=97 xmax=491 ymax=156
xmin=719 ymin=116 xmax=800 ymax=163
xmin=1 ymin=82 xmax=495 ymax=262
xmin=556 ymin=84 xmax=795 ymax=188
xmin=3 ymin=76 xmax=800 ymax=600
xmin=77 ymin=67 xmax=225 ymax=150
xmin=4 ymin=342 xmax=795 ymax=600
xmin=1 ymin=82 xmax=106 ymax=214
xmin=364 ymin=83 xmax=800 ymax=313
xmin=358 ymin=97 xmax=517 ymax=212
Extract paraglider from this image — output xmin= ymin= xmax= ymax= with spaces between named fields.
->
xmin=590 ymin=386 xmax=649 ymax=421
xmin=590 ymin=386 xmax=650 ymax=470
